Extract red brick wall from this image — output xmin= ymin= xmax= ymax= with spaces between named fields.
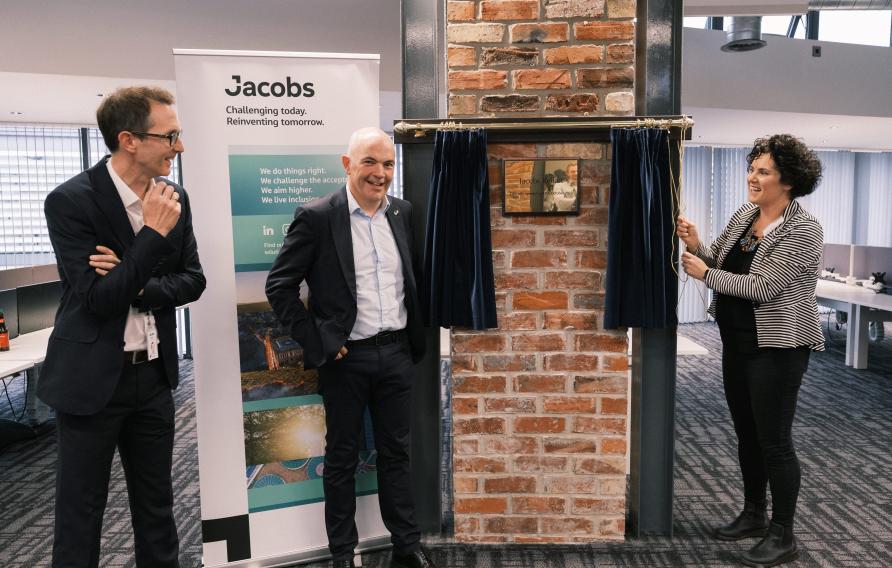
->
xmin=447 ymin=0 xmax=636 ymax=118
xmin=446 ymin=0 xmax=634 ymax=543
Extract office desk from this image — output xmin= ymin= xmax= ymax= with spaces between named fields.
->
xmin=0 ymin=328 xmax=53 ymax=441
xmin=816 ymin=280 xmax=892 ymax=370
xmin=4 ymin=327 xmax=52 ymax=363
xmin=1 ymin=358 xmax=38 ymax=441
xmin=1 ymin=358 xmax=34 ymax=377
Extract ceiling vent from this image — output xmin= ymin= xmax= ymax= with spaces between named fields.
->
xmin=721 ymin=16 xmax=767 ymax=52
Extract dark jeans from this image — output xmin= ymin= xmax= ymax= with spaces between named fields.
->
xmin=52 ymin=358 xmax=179 ymax=568
xmin=317 ymin=339 xmax=420 ymax=561
xmin=720 ymin=328 xmax=811 ymax=528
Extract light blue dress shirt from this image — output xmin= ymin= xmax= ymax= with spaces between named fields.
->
xmin=346 ymin=188 xmax=407 ymax=340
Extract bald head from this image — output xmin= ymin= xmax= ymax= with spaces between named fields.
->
xmin=346 ymin=127 xmax=393 ymax=160
xmin=342 ymin=127 xmax=396 ymax=214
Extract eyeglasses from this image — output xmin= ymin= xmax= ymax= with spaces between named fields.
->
xmin=129 ymin=130 xmax=182 ymax=147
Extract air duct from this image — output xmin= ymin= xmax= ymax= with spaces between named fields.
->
xmin=721 ymin=16 xmax=767 ymax=52
xmin=809 ymin=1 xmax=892 ymax=9
xmin=688 ymin=0 xmax=892 ymax=17
xmin=719 ymin=0 xmax=892 ymax=52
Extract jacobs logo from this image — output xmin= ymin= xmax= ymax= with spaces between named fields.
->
xmin=224 ymin=75 xmax=315 ymax=98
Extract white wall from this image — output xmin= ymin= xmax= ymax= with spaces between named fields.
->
xmin=682 ymin=27 xmax=892 ymax=118
xmin=0 ymin=0 xmax=402 ymax=90
xmin=0 ymin=0 xmax=404 ymax=127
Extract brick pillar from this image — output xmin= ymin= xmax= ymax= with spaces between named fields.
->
xmin=446 ymin=0 xmax=635 ymax=543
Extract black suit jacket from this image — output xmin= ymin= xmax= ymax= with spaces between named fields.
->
xmin=265 ymin=187 xmax=425 ymax=369
xmin=39 ymin=157 xmax=206 ymax=415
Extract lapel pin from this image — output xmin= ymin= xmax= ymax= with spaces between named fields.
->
xmin=394 ymin=209 xmax=399 ymax=215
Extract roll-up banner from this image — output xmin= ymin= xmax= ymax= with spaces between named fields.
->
xmin=173 ymin=49 xmax=384 ymax=567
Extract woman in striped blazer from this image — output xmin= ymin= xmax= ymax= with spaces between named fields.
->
xmin=679 ymin=134 xmax=824 ymax=568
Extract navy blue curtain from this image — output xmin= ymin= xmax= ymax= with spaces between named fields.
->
xmin=604 ymin=128 xmax=678 ymax=329
xmin=422 ymin=129 xmax=498 ymax=329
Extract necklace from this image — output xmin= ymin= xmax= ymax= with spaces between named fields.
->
xmin=739 ymin=223 xmax=760 ymax=253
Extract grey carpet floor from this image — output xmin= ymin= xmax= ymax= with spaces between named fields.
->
xmin=1 ymin=320 xmax=890 ymax=567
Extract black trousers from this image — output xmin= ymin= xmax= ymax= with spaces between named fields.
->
xmin=317 ymin=339 xmax=420 ymax=561
xmin=720 ymin=328 xmax=811 ymax=528
xmin=52 ymin=358 xmax=179 ymax=568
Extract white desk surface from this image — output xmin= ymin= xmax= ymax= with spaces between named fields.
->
xmin=816 ymin=280 xmax=892 ymax=312
xmin=0 ymin=357 xmax=34 ymax=377
xmin=1 ymin=327 xmax=53 ymax=365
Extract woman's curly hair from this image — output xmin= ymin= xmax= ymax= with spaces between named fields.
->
xmin=747 ymin=134 xmax=823 ymax=198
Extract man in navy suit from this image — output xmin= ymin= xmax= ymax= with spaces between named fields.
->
xmin=40 ymin=86 xmax=205 ymax=567
xmin=266 ymin=128 xmax=433 ymax=568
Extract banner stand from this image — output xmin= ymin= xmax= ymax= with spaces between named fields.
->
xmin=173 ymin=49 xmax=384 ymax=567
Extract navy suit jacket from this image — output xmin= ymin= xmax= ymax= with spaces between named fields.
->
xmin=39 ymin=157 xmax=206 ymax=415
xmin=265 ymin=187 xmax=425 ymax=369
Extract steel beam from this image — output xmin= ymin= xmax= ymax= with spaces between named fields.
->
xmin=401 ymin=0 xmax=446 ymax=534
xmin=630 ymin=0 xmax=683 ymax=538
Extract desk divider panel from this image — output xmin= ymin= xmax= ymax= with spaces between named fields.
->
xmin=16 ymin=281 xmax=60 ymax=335
xmin=851 ymin=245 xmax=892 ymax=281
xmin=0 ymin=288 xmax=19 ymax=339
xmin=821 ymin=243 xmax=852 ymax=275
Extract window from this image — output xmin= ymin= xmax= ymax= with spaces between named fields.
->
xmin=0 ymin=124 xmax=182 ymax=270
xmin=0 ymin=125 xmax=83 ymax=269
xmin=761 ymin=15 xmax=803 ymax=38
xmin=684 ymin=17 xmax=709 ymax=29
xmin=86 ymin=128 xmax=109 ymax=168
xmin=819 ymin=10 xmax=892 ymax=47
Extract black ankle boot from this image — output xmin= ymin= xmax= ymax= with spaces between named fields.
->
xmin=740 ymin=521 xmax=799 ymax=567
xmin=714 ymin=502 xmax=769 ymax=541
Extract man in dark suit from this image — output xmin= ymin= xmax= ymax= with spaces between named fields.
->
xmin=40 ymin=86 xmax=205 ymax=567
xmin=266 ymin=127 xmax=433 ymax=568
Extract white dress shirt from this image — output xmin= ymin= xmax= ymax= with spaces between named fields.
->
xmin=346 ymin=188 xmax=407 ymax=340
xmin=106 ymin=160 xmax=157 ymax=353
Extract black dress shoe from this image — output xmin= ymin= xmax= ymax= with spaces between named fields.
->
xmin=332 ymin=559 xmax=356 ymax=568
xmin=714 ymin=501 xmax=769 ymax=541
xmin=392 ymin=548 xmax=436 ymax=568
xmin=740 ymin=521 xmax=799 ymax=567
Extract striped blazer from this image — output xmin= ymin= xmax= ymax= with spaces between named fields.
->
xmin=694 ymin=199 xmax=825 ymax=351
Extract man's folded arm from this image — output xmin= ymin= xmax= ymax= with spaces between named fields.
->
xmin=45 ymin=190 xmax=172 ymax=318
xmin=138 ymin=191 xmax=206 ymax=310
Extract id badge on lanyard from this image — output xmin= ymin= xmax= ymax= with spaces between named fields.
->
xmin=145 ymin=313 xmax=160 ymax=361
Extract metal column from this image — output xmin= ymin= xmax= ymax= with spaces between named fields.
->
xmin=806 ymin=10 xmax=820 ymax=40
xmin=401 ymin=0 xmax=446 ymax=533
xmin=630 ymin=0 xmax=683 ymax=537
